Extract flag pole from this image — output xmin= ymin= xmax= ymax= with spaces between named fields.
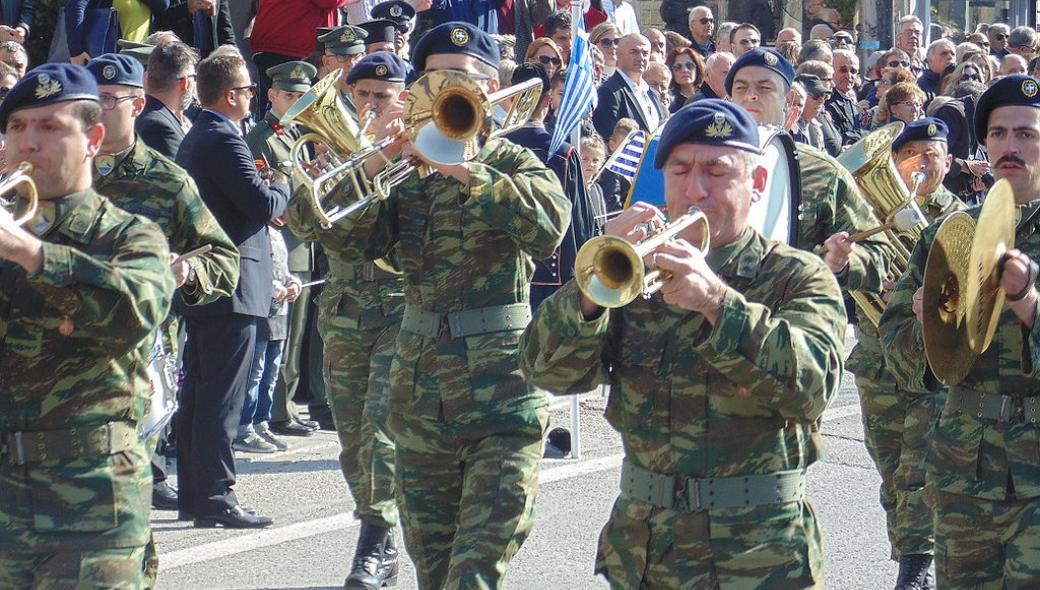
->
xmin=569 ymin=0 xmax=583 ymax=155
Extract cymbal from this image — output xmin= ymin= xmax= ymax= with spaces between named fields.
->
xmin=923 ymin=211 xmax=977 ymax=386
xmin=966 ymin=179 xmax=1016 ymax=353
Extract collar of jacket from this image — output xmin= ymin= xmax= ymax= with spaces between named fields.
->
xmin=45 ymin=190 xmax=104 ymax=244
xmin=706 ymin=226 xmax=761 ymax=281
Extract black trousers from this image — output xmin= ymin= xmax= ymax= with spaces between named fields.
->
xmin=176 ymin=313 xmax=257 ymax=516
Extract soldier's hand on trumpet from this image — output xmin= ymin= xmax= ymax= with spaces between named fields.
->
xmin=603 ymin=202 xmax=667 ymax=246
xmin=0 ymin=204 xmax=41 ymax=272
xmin=822 ymin=231 xmax=855 ymax=274
xmin=361 ymin=102 xmax=408 ymax=180
xmin=1001 ymin=248 xmax=1040 ymax=328
xmin=653 ymin=239 xmax=727 ymax=324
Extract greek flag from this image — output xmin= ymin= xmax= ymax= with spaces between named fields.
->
xmin=548 ymin=18 xmax=597 ymax=157
xmin=606 ymin=130 xmax=646 ymax=180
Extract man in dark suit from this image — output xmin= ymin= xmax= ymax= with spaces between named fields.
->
xmin=154 ymin=0 xmax=234 ymax=58
xmin=175 ymin=52 xmax=289 ymax=529
xmin=137 ymin=41 xmax=200 ymax=159
xmin=593 ymin=33 xmax=665 ymax=140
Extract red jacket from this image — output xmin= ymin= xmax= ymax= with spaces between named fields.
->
xmin=250 ymin=0 xmax=348 ymax=58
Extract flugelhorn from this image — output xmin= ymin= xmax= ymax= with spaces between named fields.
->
xmin=574 ymin=208 xmax=710 ymax=308
xmin=325 ymin=70 xmax=545 ymax=223
xmin=0 ymin=162 xmax=37 ymax=226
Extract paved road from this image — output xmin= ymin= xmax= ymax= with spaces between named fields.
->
xmin=154 ymin=340 xmax=900 ymax=590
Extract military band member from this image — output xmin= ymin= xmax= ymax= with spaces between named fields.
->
xmin=520 ymin=100 xmax=846 ymax=589
xmin=327 ymin=22 xmax=570 ymax=588
xmin=879 ymin=74 xmax=1040 ymax=590
xmin=0 ymin=64 xmax=175 ymax=589
xmin=284 ymin=51 xmax=409 ymax=590
xmin=844 ymin=117 xmax=966 ymax=589
xmin=371 ymin=0 xmax=417 ymax=57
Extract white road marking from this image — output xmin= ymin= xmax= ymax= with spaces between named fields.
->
xmin=158 ymin=401 xmax=862 ymax=572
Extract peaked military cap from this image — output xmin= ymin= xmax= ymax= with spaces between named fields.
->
xmin=87 ymin=53 xmax=144 ymax=87
xmin=412 ymin=21 xmax=500 ymax=71
xmin=371 ymin=0 xmax=416 ymax=29
xmin=0 ymin=63 xmax=99 ymax=130
xmin=360 ymin=20 xmax=397 ymax=46
xmin=974 ymin=74 xmax=1040 ymax=146
xmin=319 ymin=25 xmax=367 ymax=55
xmin=654 ymin=99 xmax=761 ymax=168
xmin=346 ymin=51 xmax=408 ymax=84
xmin=893 ymin=117 xmax=949 ymax=150
xmin=725 ymin=47 xmax=795 ymax=95
xmin=267 ymin=61 xmax=316 ymax=92
xmin=795 ymin=73 xmax=827 ymax=97
xmin=117 ymin=40 xmax=155 ymax=66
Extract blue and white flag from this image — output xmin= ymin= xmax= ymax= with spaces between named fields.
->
xmin=548 ymin=14 xmax=597 ymax=157
xmin=606 ymin=130 xmax=646 ymax=180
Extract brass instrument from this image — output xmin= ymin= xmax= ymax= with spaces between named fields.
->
xmin=0 ymin=162 xmax=38 ymax=226
xmin=328 ymin=70 xmax=545 ymax=222
xmin=837 ymin=123 xmax=928 ymax=327
xmin=922 ymin=180 xmax=1016 ymax=385
xmin=574 ymin=208 xmax=710 ymax=308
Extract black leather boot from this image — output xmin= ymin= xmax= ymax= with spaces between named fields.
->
xmin=894 ymin=554 xmax=934 ymax=590
xmin=378 ymin=529 xmax=399 ymax=587
xmin=344 ymin=523 xmax=395 ymax=589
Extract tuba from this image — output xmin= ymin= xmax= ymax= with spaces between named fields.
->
xmin=836 ymin=123 xmax=927 ymax=327
xmin=0 ymin=162 xmax=38 ymax=226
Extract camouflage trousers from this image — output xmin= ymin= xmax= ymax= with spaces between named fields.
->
xmin=0 ymin=546 xmax=147 ymax=589
xmin=856 ymin=374 xmax=943 ymax=559
xmin=595 ymin=496 xmax=823 ymax=589
xmin=934 ymin=490 xmax=1040 ymax=589
xmin=388 ymin=405 xmax=548 ymax=590
xmin=318 ymin=311 xmax=399 ymax=529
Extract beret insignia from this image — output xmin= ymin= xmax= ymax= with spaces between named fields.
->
xmin=35 ymin=73 xmax=61 ymax=99
xmin=764 ymin=52 xmax=778 ymax=66
xmin=705 ymin=112 xmax=733 ymax=138
xmin=375 ymin=64 xmax=389 ymax=76
xmin=390 ymin=4 xmax=403 ymax=16
xmin=451 ymin=27 xmax=470 ymax=46
xmin=103 ymin=65 xmax=116 ymax=80
xmin=928 ymin=123 xmax=937 ymax=136
xmin=1024 ymin=79 xmax=1038 ymax=98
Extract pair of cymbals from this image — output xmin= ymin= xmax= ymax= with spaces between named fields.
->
xmin=922 ymin=180 xmax=1016 ymax=385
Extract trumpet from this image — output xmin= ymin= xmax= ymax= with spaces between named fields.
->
xmin=574 ymin=208 xmax=711 ymax=308
xmin=0 ymin=162 xmax=38 ymax=226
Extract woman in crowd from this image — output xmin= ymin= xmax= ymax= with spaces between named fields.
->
xmin=862 ymin=67 xmax=916 ymax=128
xmin=940 ymin=61 xmax=985 ymax=96
xmin=525 ymin=37 xmax=564 ymax=80
xmin=589 ymin=22 xmax=620 ymax=80
xmin=873 ymin=81 xmax=926 ymax=129
xmin=664 ymin=46 xmax=704 ymax=114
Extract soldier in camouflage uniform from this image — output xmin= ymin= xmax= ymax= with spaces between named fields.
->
xmin=329 ymin=22 xmax=570 ymax=589
xmin=85 ymin=53 xmax=240 ymax=588
xmin=520 ymin=100 xmax=846 ymax=589
xmin=879 ymin=75 xmax=1040 ymax=589
xmin=279 ymin=54 xmax=406 ymax=590
xmin=0 ymin=63 xmax=175 ymax=589
xmin=844 ymin=118 xmax=967 ymax=589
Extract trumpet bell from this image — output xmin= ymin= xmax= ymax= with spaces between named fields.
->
xmin=574 ymin=236 xmax=647 ymax=309
xmin=405 ymin=70 xmax=490 ymax=165
xmin=0 ymin=162 xmax=37 ymax=227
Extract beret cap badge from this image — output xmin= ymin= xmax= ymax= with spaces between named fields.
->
xmin=1024 ymin=79 xmax=1039 ymax=98
xmin=451 ymin=27 xmax=470 ymax=46
xmin=375 ymin=64 xmax=389 ymax=76
xmin=390 ymin=5 xmax=403 ymax=16
xmin=35 ymin=73 xmax=61 ymax=99
xmin=764 ymin=52 xmax=778 ymax=66
xmin=102 ymin=65 xmax=116 ymax=80
xmin=705 ymin=112 xmax=733 ymax=138
xmin=928 ymin=123 xmax=937 ymax=136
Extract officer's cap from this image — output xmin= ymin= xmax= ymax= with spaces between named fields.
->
xmin=0 ymin=63 xmax=99 ymax=131
xmin=654 ymin=99 xmax=761 ymax=168
xmin=412 ymin=21 xmax=500 ymax=71
xmin=267 ymin=61 xmax=317 ymax=92
xmin=724 ymin=47 xmax=795 ymax=95
xmin=360 ymin=20 xmax=397 ymax=46
xmin=893 ymin=117 xmax=949 ymax=150
xmin=87 ymin=53 xmax=144 ymax=88
xmin=346 ymin=51 xmax=408 ymax=84
xmin=974 ymin=74 xmax=1040 ymax=146
xmin=318 ymin=25 xmax=368 ymax=55
xmin=371 ymin=0 xmax=415 ymax=29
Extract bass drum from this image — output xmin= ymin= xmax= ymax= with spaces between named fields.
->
xmin=751 ymin=127 xmax=801 ymax=246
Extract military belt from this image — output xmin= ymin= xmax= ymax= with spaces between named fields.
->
xmin=1 ymin=421 xmax=137 ymax=466
xmin=620 ymin=460 xmax=807 ymax=512
xmin=333 ymin=262 xmax=377 ymax=282
xmin=947 ymin=386 xmax=1040 ymax=424
xmin=400 ymin=303 xmax=531 ymax=339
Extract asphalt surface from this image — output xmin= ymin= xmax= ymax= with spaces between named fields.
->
xmin=154 ymin=335 xmax=901 ymax=590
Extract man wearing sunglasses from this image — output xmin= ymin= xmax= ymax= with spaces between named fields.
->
xmin=687 ymin=6 xmax=716 ymax=57
xmin=1007 ymin=26 xmax=1037 ymax=59
xmin=731 ymin=22 xmax=762 ymax=57
xmin=175 ymin=52 xmax=290 ymax=530
xmin=826 ymin=49 xmax=865 ymax=146
xmin=988 ymin=23 xmax=1011 ymax=57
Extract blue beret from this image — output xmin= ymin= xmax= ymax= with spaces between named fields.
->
xmin=412 ymin=21 xmax=500 ymax=71
xmin=893 ymin=117 xmax=949 ymax=150
xmin=654 ymin=99 xmax=761 ymax=168
xmin=974 ymin=75 xmax=1040 ymax=146
xmin=360 ymin=19 xmax=397 ymax=45
xmin=346 ymin=51 xmax=408 ymax=84
xmin=725 ymin=48 xmax=795 ymax=95
xmin=86 ymin=53 xmax=144 ymax=87
xmin=0 ymin=63 xmax=99 ymax=131
xmin=371 ymin=0 xmax=415 ymax=28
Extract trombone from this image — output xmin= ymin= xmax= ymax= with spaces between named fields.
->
xmin=574 ymin=208 xmax=711 ymax=308
xmin=0 ymin=162 xmax=37 ymax=226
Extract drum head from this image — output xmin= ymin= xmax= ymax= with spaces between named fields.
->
xmin=751 ymin=128 xmax=800 ymax=246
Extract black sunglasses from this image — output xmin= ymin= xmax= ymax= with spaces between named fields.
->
xmin=537 ymin=55 xmax=562 ymax=67
xmin=598 ymin=38 xmax=620 ymax=47
xmin=887 ymin=60 xmax=910 ymax=67
xmin=230 ymin=83 xmax=257 ymax=97
xmin=697 ymin=17 xmax=714 ymax=25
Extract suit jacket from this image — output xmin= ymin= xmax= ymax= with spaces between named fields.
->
xmin=177 ymin=110 xmax=289 ymax=318
xmin=154 ymin=0 xmax=234 ymax=57
xmin=593 ymin=71 xmax=665 ymax=140
xmin=136 ymin=95 xmax=186 ymax=160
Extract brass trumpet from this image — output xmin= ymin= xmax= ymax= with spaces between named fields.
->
xmin=574 ymin=208 xmax=711 ymax=308
xmin=0 ymin=162 xmax=38 ymax=226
